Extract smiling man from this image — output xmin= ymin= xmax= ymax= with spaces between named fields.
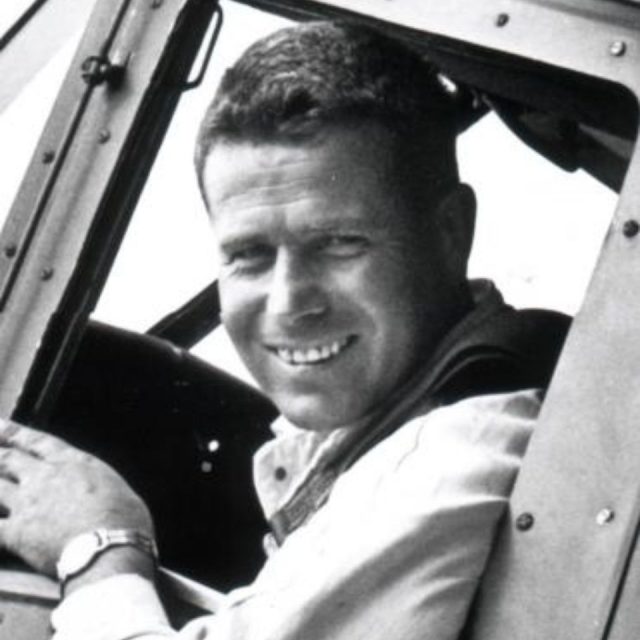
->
xmin=0 ymin=20 xmax=562 ymax=640
xmin=207 ymin=124 xmax=470 ymax=432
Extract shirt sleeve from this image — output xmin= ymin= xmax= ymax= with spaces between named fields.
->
xmin=51 ymin=574 xmax=176 ymax=640
xmin=51 ymin=389 xmax=540 ymax=640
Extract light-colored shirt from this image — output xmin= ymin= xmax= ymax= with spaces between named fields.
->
xmin=52 ymin=388 xmax=540 ymax=640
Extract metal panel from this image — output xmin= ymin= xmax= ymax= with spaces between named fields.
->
xmin=0 ymin=0 xmax=217 ymax=423
xmin=0 ymin=0 xmax=218 ymax=636
xmin=236 ymin=0 xmax=640 ymax=88
xmin=0 ymin=567 xmax=57 ymax=640
xmin=468 ymin=145 xmax=640 ymax=640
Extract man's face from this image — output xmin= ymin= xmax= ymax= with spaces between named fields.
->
xmin=203 ymin=125 xmax=467 ymax=431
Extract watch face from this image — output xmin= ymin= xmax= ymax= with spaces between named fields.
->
xmin=58 ymin=532 xmax=100 ymax=578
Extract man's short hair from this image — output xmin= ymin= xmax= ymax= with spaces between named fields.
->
xmin=195 ymin=20 xmax=460 ymax=203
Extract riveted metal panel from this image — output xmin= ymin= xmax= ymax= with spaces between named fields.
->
xmin=236 ymin=0 xmax=640 ymax=88
xmin=0 ymin=0 xmax=218 ymax=636
xmin=0 ymin=0 xmax=217 ymax=423
xmin=467 ymin=145 xmax=640 ymax=640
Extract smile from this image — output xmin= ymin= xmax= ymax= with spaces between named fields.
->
xmin=270 ymin=337 xmax=353 ymax=365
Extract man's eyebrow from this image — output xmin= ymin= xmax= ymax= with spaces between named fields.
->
xmin=295 ymin=217 xmax=379 ymax=234
xmin=218 ymin=232 xmax=269 ymax=253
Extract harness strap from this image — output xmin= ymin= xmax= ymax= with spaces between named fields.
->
xmin=269 ymin=300 xmax=569 ymax=545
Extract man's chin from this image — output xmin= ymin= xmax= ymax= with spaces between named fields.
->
xmin=275 ymin=394 xmax=360 ymax=433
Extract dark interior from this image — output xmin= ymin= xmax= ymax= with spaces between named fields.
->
xmin=48 ymin=321 xmax=277 ymax=591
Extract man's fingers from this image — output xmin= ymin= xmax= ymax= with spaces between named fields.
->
xmin=0 ymin=462 xmax=20 ymax=485
xmin=0 ymin=423 xmax=64 ymax=459
xmin=0 ymin=472 xmax=18 ymax=521
xmin=0 ymin=421 xmax=20 ymax=445
xmin=0 ymin=423 xmax=39 ymax=457
xmin=0 ymin=439 xmax=41 ymax=462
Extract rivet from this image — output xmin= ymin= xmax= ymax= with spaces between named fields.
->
xmin=40 ymin=267 xmax=54 ymax=281
xmin=609 ymin=41 xmax=627 ymax=57
xmin=207 ymin=439 xmax=220 ymax=453
xmin=42 ymin=150 xmax=55 ymax=164
xmin=623 ymin=219 xmax=639 ymax=238
xmin=496 ymin=13 xmax=509 ymax=27
xmin=597 ymin=508 xmax=615 ymax=525
xmin=98 ymin=129 xmax=111 ymax=144
xmin=200 ymin=461 xmax=213 ymax=473
xmin=515 ymin=512 xmax=534 ymax=531
xmin=275 ymin=467 xmax=287 ymax=481
xmin=3 ymin=245 xmax=16 ymax=258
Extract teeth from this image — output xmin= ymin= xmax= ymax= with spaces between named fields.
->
xmin=275 ymin=338 xmax=350 ymax=365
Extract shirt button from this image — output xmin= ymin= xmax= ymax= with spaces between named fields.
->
xmin=263 ymin=533 xmax=279 ymax=556
xmin=274 ymin=467 xmax=287 ymax=481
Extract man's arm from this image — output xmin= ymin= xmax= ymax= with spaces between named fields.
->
xmin=48 ymin=390 xmax=538 ymax=640
xmin=0 ymin=423 xmax=180 ymax=638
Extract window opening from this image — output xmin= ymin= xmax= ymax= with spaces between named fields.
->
xmin=89 ymin=1 xmax=632 ymax=386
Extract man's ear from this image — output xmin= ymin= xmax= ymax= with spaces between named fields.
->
xmin=434 ymin=183 xmax=476 ymax=275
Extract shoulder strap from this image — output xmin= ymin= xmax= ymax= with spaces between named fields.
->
xmin=269 ymin=305 xmax=570 ymax=544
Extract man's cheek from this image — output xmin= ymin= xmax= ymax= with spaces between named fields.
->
xmin=220 ymin=285 xmax=251 ymax=335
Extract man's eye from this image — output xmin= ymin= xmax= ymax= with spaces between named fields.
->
xmin=223 ymin=245 xmax=273 ymax=272
xmin=318 ymin=235 xmax=369 ymax=257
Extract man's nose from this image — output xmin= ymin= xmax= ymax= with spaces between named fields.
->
xmin=265 ymin=251 xmax=327 ymax=321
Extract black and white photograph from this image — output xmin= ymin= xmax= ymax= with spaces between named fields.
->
xmin=0 ymin=1 xmax=635 ymax=638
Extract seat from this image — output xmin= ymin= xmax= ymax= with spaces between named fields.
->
xmin=49 ymin=321 xmax=278 ymax=590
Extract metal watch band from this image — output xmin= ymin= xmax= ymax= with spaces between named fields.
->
xmin=56 ymin=528 xmax=158 ymax=587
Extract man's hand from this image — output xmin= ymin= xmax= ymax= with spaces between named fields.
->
xmin=0 ymin=422 xmax=153 ymax=577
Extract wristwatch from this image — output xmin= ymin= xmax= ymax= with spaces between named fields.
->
xmin=56 ymin=528 xmax=158 ymax=586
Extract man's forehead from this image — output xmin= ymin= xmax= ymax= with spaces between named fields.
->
xmin=202 ymin=127 xmax=399 ymax=215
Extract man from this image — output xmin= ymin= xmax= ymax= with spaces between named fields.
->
xmin=0 ymin=20 xmax=552 ymax=640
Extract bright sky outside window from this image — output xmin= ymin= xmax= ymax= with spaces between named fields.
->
xmin=0 ymin=1 xmax=36 ymax=34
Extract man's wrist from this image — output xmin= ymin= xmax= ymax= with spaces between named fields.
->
xmin=62 ymin=545 xmax=157 ymax=597
xmin=57 ymin=530 xmax=159 ymax=597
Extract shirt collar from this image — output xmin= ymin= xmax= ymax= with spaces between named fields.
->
xmin=253 ymin=279 xmax=504 ymax=520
